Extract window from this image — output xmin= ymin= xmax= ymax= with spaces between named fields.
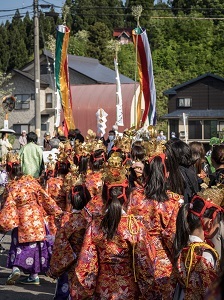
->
xmin=177 ymin=98 xmax=192 ymax=108
xmin=188 ymin=120 xmax=202 ymax=139
xmin=46 ymin=93 xmax=53 ymax=108
xmin=204 ymin=120 xmax=217 ymax=139
xmin=15 ymin=94 xmax=30 ymax=110
xmin=169 ymin=119 xmax=179 ymax=138
xmin=13 ymin=124 xmax=29 ymax=135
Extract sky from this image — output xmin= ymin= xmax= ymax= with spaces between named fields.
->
xmin=0 ymin=1 xmax=167 ymax=23
xmin=0 ymin=0 xmax=65 ymax=23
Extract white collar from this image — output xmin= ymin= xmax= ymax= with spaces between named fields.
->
xmin=189 ymin=235 xmax=204 ymax=243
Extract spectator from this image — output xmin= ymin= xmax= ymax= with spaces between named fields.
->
xmin=0 ymin=133 xmax=12 ymax=164
xmin=18 ymin=130 xmax=27 ymax=148
xmin=157 ymin=130 xmax=166 ymax=141
xmin=19 ymin=132 xmax=44 ymax=178
xmin=104 ymin=130 xmax=116 ymax=154
xmin=43 ymin=132 xmax=51 ymax=151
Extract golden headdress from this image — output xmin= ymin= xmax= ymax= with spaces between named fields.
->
xmin=6 ymin=151 xmax=20 ymax=165
xmin=198 ymin=182 xmax=224 ymax=207
xmin=63 ymin=163 xmax=80 ymax=192
xmin=143 ymin=139 xmax=166 ymax=158
xmin=103 ymin=152 xmax=127 ymax=185
xmin=45 ymin=154 xmax=56 ymax=173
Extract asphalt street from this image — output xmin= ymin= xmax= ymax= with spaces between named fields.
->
xmin=0 ymin=232 xmax=56 ymax=300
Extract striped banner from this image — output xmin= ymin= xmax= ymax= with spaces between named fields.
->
xmin=55 ymin=25 xmax=75 ymax=136
xmin=132 ymin=27 xmax=156 ymax=127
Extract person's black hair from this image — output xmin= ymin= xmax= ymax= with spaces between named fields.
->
xmin=169 ymin=139 xmax=194 ymax=167
xmin=78 ymin=155 xmax=89 ymax=174
xmin=101 ymin=184 xmax=129 ymax=240
xmin=27 ymin=131 xmax=38 ymax=144
xmin=173 ymin=198 xmax=221 ymax=264
xmin=89 ymin=149 xmax=106 ymax=171
xmin=69 ymin=184 xmax=91 ymax=210
xmin=6 ymin=163 xmax=23 ymax=178
xmin=109 ymin=130 xmax=115 ymax=135
xmin=55 ymin=161 xmax=70 ymax=176
xmin=165 ymin=143 xmax=185 ymax=195
xmin=58 ymin=135 xmax=67 ymax=142
xmin=211 ymin=145 xmax=224 ymax=166
xmin=68 ymin=129 xmax=76 ymax=140
xmin=143 ymin=156 xmax=168 ymax=202
xmin=131 ymin=144 xmax=145 ymax=161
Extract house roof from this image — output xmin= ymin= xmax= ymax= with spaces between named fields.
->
xmin=164 ymin=73 xmax=224 ymax=95
xmin=162 ymin=109 xmax=224 ymax=119
xmin=43 ymin=49 xmax=135 ymax=84
xmin=113 ymin=28 xmax=132 ymax=38
xmin=13 ymin=69 xmax=49 ymax=88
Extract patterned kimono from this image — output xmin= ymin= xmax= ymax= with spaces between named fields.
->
xmin=75 ymin=214 xmax=155 ymax=300
xmin=0 ymin=175 xmax=62 ymax=274
xmin=49 ymin=210 xmax=89 ymax=299
xmin=175 ymin=236 xmax=219 ymax=300
xmin=85 ymin=171 xmax=103 ymax=198
xmin=127 ymin=188 xmax=182 ymax=299
xmin=45 ymin=176 xmax=67 ymax=235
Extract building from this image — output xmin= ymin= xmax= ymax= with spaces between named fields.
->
xmin=1 ymin=50 xmax=136 ymax=148
xmin=113 ymin=28 xmax=133 ymax=44
xmin=162 ymin=73 xmax=224 ymax=144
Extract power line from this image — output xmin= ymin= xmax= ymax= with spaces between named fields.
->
xmin=0 ymin=5 xmax=33 ymax=12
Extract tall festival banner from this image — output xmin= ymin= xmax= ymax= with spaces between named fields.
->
xmin=55 ymin=25 xmax=75 ymax=137
xmin=114 ymin=57 xmax=124 ymax=127
xmin=132 ymin=27 xmax=156 ymax=128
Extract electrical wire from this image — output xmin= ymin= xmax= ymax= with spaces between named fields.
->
xmin=0 ymin=5 xmax=33 ymax=12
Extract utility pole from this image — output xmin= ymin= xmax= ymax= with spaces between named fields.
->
xmin=34 ymin=0 xmax=41 ymax=139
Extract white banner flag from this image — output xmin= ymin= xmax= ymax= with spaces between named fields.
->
xmin=55 ymin=90 xmax=62 ymax=127
xmin=114 ymin=58 xmax=124 ymax=126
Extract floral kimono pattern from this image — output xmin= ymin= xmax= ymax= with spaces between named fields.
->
xmin=127 ymin=188 xmax=182 ymax=299
xmin=85 ymin=171 xmax=103 ymax=198
xmin=75 ymin=214 xmax=155 ymax=300
xmin=49 ymin=210 xmax=89 ymax=299
xmin=175 ymin=242 xmax=219 ymax=300
xmin=0 ymin=175 xmax=62 ymax=243
xmin=45 ymin=177 xmax=67 ymax=235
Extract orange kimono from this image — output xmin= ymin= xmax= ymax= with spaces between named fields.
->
xmin=127 ymin=188 xmax=182 ymax=299
xmin=45 ymin=177 xmax=68 ymax=234
xmin=85 ymin=171 xmax=103 ymax=198
xmin=0 ymin=175 xmax=62 ymax=243
xmin=75 ymin=214 xmax=155 ymax=300
xmin=49 ymin=210 xmax=89 ymax=299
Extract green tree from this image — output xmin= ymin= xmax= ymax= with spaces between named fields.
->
xmin=87 ymin=22 xmax=112 ymax=65
xmin=0 ymin=25 xmax=9 ymax=72
xmin=68 ymin=30 xmax=89 ymax=56
xmin=124 ymin=0 xmax=154 ymax=29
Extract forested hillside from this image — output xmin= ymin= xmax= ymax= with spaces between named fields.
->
xmin=1 ymin=0 xmax=224 ymax=129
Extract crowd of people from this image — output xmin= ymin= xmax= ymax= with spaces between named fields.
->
xmin=0 ymin=127 xmax=224 ymax=300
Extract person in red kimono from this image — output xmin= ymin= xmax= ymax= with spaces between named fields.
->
xmin=47 ymin=183 xmax=91 ymax=300
xmin=0 ymin=160 xmax=62 ymax=285
xmin=75 ymin=153 xmax=155 ymax=300
xmin=173 ymin=195 xmax=222 ymax=299
xmin=84 ymin=144 xmax=107 ymax=222
xmin=127 ymin=153 xmax=183 ymax=299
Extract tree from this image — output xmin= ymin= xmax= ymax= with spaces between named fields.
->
xmin=87 ymin=22 xmax=112 ymax=65
xmin=68 ymin=30 xmax=89 ymax=56
xmin=124 ymin=0 xmax=154 ymax=29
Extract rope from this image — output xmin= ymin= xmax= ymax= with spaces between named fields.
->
xmin=127 ymin=214 xmax=140 ymax=282
xmin=184 ymin=242 xmax=219 ymax=287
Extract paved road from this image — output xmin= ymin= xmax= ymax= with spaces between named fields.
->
xmin=0 ymin=232 xmax=56 ymax=300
